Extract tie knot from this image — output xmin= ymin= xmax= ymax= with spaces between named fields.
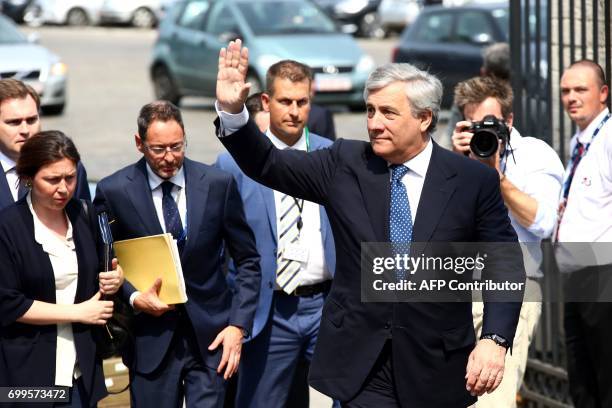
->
xmin=391 ymin=165 xmax=409 ymax=182
xmin=161 ymin=181 xmax=174 ymax=197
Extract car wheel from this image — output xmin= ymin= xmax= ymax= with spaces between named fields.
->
xmin=66 ymin=8 xmax=89 ymax=26
xmin=359 ymin=12 xmax=386 ymax=39
xmin=42 ymin=104 xmax=65 ymax=116
xmin=153 ymin=65 xmax=181 ymax=105
xmin=246 ymin=73 xmax=262 ymax=95
xmin=23 ymin=4 xmax=44 ymax=27
xmin=132 ymin=7 xmax=156 ymax=29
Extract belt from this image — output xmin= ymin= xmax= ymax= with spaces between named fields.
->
xmin=276 ymin=280 xmax=332 ymax=297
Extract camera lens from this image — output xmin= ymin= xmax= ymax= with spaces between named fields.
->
xmin=470 ymin=129 xmax=499 ymax=158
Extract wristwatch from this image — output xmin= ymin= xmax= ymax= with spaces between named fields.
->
xmin=480 ymin=333 xmax=509 ymax=349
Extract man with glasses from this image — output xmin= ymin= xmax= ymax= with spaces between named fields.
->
xmin=94 ymin=100 xmax=261 ymax=407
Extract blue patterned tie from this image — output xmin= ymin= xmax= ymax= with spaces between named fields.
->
xmin=161 ymin=181 xmax=185 ymax=251
xmin=389 ymin=165 xmax=413 ymax=280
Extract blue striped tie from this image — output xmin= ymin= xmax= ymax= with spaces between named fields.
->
xmin=161 ymin=181 xmax=185 ymax=252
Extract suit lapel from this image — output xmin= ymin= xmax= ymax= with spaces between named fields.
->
xmin=356 ymin=146 xmax=390 ymax=242
xmin=125 ymin=159 xmax=163 ymax=236
xmin=259 ymin=184 xmax=277 ymax=244
xmin=0 ymin=171 xmax=15 ymax=209
xmin=412 ymin=143 xmax=457 ymax=242
xmin=184 ymin=158 xmax=209 ymax=255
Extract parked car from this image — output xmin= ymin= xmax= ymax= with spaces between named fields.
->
xmin=1 ymin=0 xmax=37 ymax=23
xmin=100 ymin=0 xmax=177 ymax=28
xmin=392 ymin=1 xmax=508 ymax=108
xmin=0 ymin=14 xmax=67 ymax=113
xmin=378 ymin=0 xmax=422 ymax=35
xmin=23 ymin=0 xmax=103 ymax=27
xmin=312 ymin=0 xmax=385 ymax=38
xmin=151 ymin=0 xmax=375 ymax=108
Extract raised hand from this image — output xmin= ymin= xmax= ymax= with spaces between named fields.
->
xmin=216 ymin=39 xmax=251 ymax=114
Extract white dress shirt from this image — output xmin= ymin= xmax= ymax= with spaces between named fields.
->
xmin=266 ymin=129 xmax=330 ymax=286
xmin=145 ymin=164 xmax=187 ymax=232
xmin=391 ymin=138 xmax=432 ymax=223
xmin=502 ymin=128 xmax=564 ymax=277
xmin=558 ymin=108 xmax=612 ymax=242
xmin=27 ymin=193 xmax=80 ymax=386
xmin=556 ymin=108 xmax=612 ymax=272
xmin=0 ymin=150 xmax=19 ymax=202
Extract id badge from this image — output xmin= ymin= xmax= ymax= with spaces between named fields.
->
xmin=283 ymin=243 xmax=310 ymax=263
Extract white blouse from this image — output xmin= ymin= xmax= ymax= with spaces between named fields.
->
xmin=27 ymin=194 xmax=80 ymax=386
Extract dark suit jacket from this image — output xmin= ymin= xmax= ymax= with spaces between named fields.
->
xmin=93 ymin=157 xmax=261 ymax=374
xmin=0 ymin=198 xmax=107 ymax=406
xmin=0 ymin=161 xmax=91 ymax=210
xmin=215 ymin=133 xmax=336 ymax=341
xmin=218 ymin=119 xmax=524 ymax=407
xmin=307 ymin=104 xmax=336 ymax=141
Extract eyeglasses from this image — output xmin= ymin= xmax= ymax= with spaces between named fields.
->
xmin=143 ymin=141 xmax=186 ymax=156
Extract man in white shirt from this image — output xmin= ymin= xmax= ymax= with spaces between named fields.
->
xmin=451 ymin=76 xmax=564 ymax=408
xmin=556 ymin=59 xmax=612 ymax=408
xmin=0 ymin=78 xmax=90 ymax=208
xmin=215 ymin=60 xmax=336 ymax=408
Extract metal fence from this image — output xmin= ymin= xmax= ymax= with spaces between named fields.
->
xmin=509 ymin=0 xmax=612 ymax=406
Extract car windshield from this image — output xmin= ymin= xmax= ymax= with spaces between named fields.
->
xmin=236 ymin=1 xmax=337 ymax=36
xmin=0 ymin=17 xmax=27 ymax=45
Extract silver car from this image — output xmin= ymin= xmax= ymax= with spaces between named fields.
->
xmin=100 ymin=0 xmax=177 ymax=28
xmin=151 ymin=0 xmax=375 ymax=108
xmin=0 ymin=14 xmax=67 ymax=114
xmin=23 ymin=0 xmax=103 ymax=27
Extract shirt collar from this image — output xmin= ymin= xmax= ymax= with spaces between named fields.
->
xmin=390 ymin=137 xmax=433 ymax=178
xmin=266 ymin=129 xmax=307 ymax=151
xmin=0 ymin=149 xmax=16 ymax=174
xmin=577 ymin=107 xmax=610 ymax=143
xmin=145 ymin=163 xmax=186 ymax=192
xmin=27 ymin=192 xmax=74 ymax=254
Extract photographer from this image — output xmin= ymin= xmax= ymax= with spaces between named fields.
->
xmin=451 ymin=76 xmax=564 ymax=408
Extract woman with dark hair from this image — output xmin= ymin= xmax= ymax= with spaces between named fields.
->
xmin=0 ymin=131 xmax=124 ymax=407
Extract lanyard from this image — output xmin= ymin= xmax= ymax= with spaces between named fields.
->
xmin=562 ymin=112 xmax=611 ymax=199
xmin=569 ymin=112 xmax=610 ymax=163
xmin=304 ymin=127 xmax=311 ymax=152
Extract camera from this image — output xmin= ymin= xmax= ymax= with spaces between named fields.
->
xmin=469 ymin=115 xmax=510 ymax=158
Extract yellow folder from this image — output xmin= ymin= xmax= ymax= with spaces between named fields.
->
xmin=113 ymin=233 xmax=188 ymax=304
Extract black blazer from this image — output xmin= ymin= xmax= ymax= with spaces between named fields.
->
xmin=218 ymin=119 xmax=524 ymax=407
xmin=94 ymin=157 xmax=261 ymax=374
xmin=0 ymin=199 xmax=107 ymax=406
xmin=0 ymin=162 xmax=91 ymax=210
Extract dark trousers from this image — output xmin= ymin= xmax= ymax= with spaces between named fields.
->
xmin=55 ymin=377 xmax=88 ymax=408
xmin=564 ymin=267 xmax=612 ymax=408
xmin=341 ymin=342 xmax=400 ymax=408
xmin=130 ymin=317 xmax=226 ymax=408
xmin=236 ymin=291 xmax=325 ymax=408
